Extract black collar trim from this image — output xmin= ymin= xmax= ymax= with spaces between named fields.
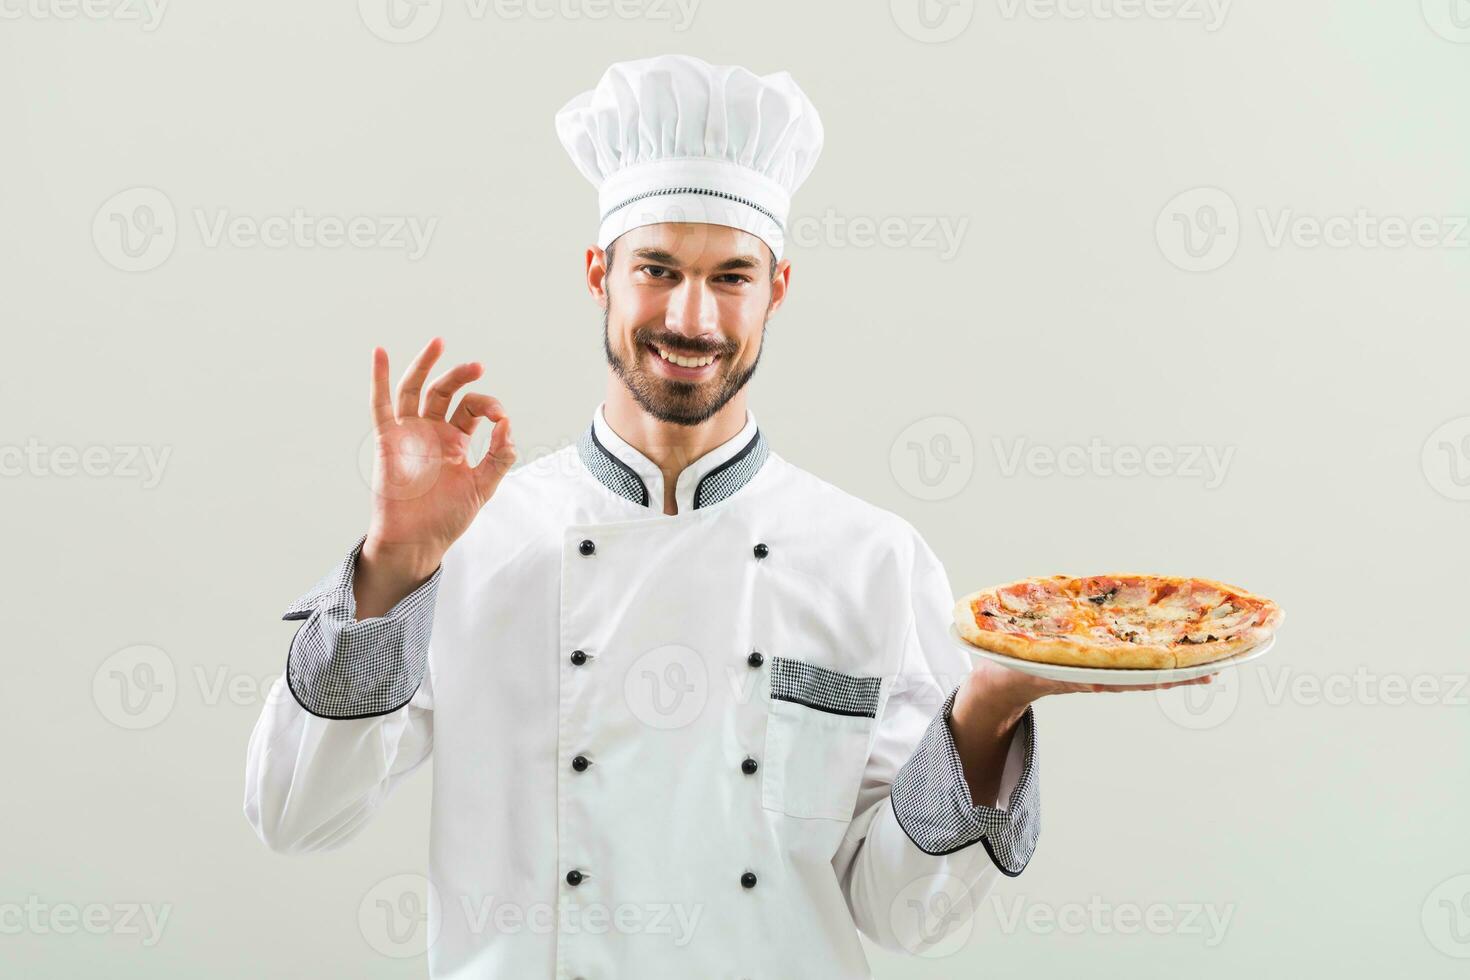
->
xmin=576 ymin=424 xmax=769 ymax=510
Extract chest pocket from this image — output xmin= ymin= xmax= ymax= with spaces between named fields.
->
xmin=761 ymin=656 xmax=882 ymax=822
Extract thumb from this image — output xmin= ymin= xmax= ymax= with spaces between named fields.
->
xmin=472 ymin=416 xmax=517 ymax=498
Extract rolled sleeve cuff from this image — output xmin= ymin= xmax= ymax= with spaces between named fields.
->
xmin=888 ymin=684 xmax=1040 ymax=876
xmin=280 ymin=534 xmax=442 ymax=720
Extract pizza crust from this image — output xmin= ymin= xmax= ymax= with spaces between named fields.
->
xmin=953 ymin=575 xmax=1284 ymax=671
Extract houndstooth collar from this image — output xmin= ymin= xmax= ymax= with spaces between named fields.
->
xmin=575 ymin=402 xmax=770 ymax=512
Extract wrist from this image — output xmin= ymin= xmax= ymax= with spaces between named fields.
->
xmin=953 ymin=665 xmax=1033 ymax=735
xmin=361 ymin=534 xmax=444 ymax=583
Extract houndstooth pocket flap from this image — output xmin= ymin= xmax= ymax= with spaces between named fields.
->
xmin=768 ymin=656 xmax=882 ymax=719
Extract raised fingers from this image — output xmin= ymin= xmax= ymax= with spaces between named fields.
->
xmin=395 ymin=336 xmax=444 ymax=420
xmin=370 ymin=347 xmax=394 ymax=430
xmin=422 ymin=362 xmax=484 ymax=421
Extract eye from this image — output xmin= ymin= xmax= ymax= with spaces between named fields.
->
xmin=639 ymin=265 xmax=674 ymax=280
xmin=716 ymin=274 xmax=752 ymax=284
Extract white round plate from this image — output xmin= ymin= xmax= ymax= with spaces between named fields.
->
xmin=949 ymin=625 xmax=1276 ymax=687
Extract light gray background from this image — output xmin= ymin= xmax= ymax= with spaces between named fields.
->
xmin=3 ymin=1 xmax=1467 ymax=977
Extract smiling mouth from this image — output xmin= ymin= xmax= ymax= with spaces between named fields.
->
xmin=645 ymin=342 xmax=722 ymax=376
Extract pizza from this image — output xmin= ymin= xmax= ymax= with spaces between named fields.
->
xmin=953 ymin=574 xmax=1283 ymax=670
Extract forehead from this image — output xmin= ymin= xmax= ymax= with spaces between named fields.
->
xmin=612 ymin=222 xmax=771 ymax=270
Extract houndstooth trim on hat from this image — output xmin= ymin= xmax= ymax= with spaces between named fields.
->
xmin=889 ymin=685 xmax=1040 ymax=876
xmin=279 ymin=534 xmax=442 ymax=719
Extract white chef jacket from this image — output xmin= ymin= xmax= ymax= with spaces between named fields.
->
xmin=244 ymin=402 xmax=1040 ymax=980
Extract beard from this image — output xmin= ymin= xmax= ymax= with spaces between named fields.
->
xmin=603 ymin=298 xmax=768 ymax=428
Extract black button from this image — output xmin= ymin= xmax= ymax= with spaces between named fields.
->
xmin=566 ymin=869 xmax=583 ymax=886
xmin=741 ymin=757 xmax=758 ymax=775
xmin=752 ymin=543 xmax=768 ymax=560
xmin=570 ymin=650 xmax=588 ymax=666
xmin=746 ymin=651 xmax=764 ymax=668
xmin=579 ymin=539 xmax=596 ymax=556
xmin=740 ymin=872 xmax=757 ymax=889
xmin=572 ymin=755 xmax=590 ymax=772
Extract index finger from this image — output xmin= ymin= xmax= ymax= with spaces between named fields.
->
xmin=370 ymin=347 xmax=393 ymax=429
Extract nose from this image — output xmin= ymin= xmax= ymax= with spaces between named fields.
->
xmin=664 ymin=275 xmax=719 ymax=340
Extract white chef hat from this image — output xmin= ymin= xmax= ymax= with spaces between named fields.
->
xmin=554 ymin=53 xmax=824 ymax=262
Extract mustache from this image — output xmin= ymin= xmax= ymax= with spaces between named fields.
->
xmin=636 ymin=331 xmax=732 ymax=357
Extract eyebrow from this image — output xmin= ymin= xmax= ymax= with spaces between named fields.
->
xmin=629 ymin=247 xmax=763 ymax=272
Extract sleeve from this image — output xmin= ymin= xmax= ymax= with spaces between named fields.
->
xmin=243 ymin=534 xmax=441 ymax=854
xmin=831 ymin=530 xmax=1041 ymax=955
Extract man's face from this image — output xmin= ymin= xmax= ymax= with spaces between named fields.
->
xmin=594 ymin=222 xmax=788 ymax=427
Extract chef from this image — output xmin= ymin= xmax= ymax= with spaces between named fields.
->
xmin=244 ymin=54 xmax=1210 ymax=979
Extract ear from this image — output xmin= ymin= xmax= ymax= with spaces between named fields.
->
xmin=767 ymin=257 xmax=792 ymax=317
xmin=586 ymin=245 xmax=609 ymax=310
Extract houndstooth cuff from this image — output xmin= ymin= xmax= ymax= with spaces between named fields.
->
xmin=889 ymin=685 xmax=1040 ymax=877
xmin=280 ymin=534 xmax=442 ymax=720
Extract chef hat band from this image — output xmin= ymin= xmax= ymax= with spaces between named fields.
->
xmin=555 ymin=54 xmax=824 ymax=262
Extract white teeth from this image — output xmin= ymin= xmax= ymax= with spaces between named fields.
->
xmin=655 ymin=346 xmax=716 ymax=369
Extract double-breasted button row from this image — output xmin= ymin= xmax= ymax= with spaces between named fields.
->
xmin=564 ymin=538 xmax=771 ymax=903
xmin=568 ymin=540 xmax=597 ymax=897
xmin=584 ymin=537 xmax=768 ymax=560
xmin=583 ymin=537 xmax=768 ymax=559
xmin=742 ymin=646 xmax=762 ymax=889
